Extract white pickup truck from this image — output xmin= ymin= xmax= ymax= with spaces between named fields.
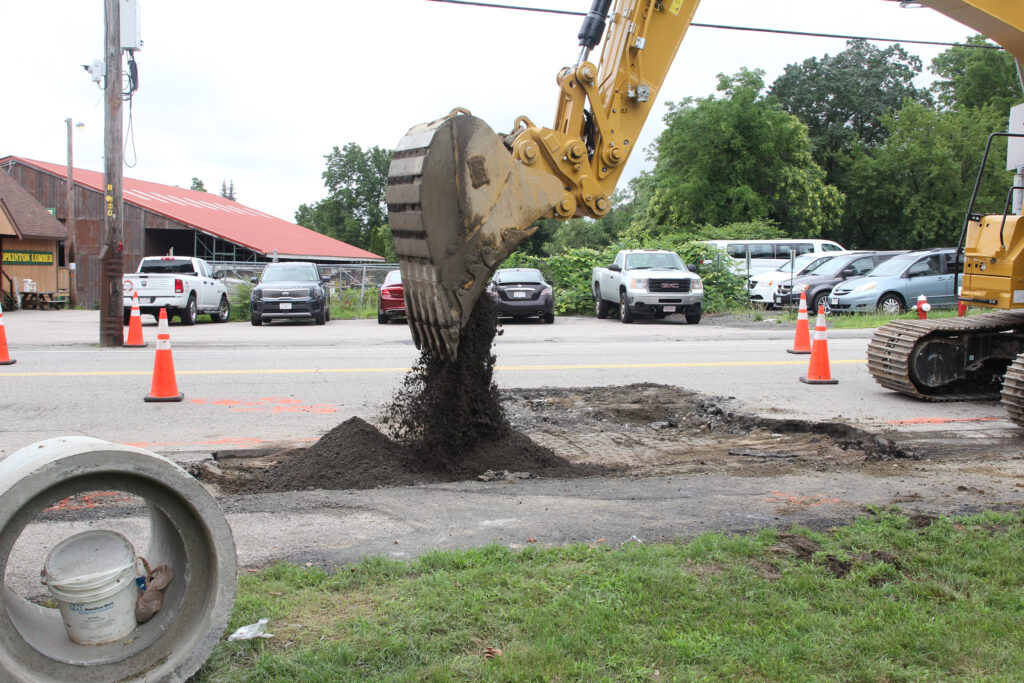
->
xmin=592 ymin=249 xmax=703 ymax=324
xmin=122 ymin=256 xmax=230 ymax=325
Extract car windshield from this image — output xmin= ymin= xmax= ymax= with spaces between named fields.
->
xmin=495 ymin=269 xmax=544 ymax=284
xmin=862 ymin=254 xmax=923 ymax=278
xmin=625 ymin=253 xmax=685 ymax=270
xmin=805 ymin=255 xmax=860 ymax=277
xmin=139 ymin=259 xmax=197 ymax=275
xmin=774 ymin=253 xmax=836 ymax=276
xmin=261 ymin=265 xmax=319 ymax=282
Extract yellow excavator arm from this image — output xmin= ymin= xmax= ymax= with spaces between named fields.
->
xmin=387 ymin=0 xmax=1024 ymax=361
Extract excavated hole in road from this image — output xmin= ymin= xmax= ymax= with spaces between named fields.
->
xmin=194 ymin=297 xmax=913 ymax=494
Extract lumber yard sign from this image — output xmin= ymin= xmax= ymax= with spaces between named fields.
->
xmin=3 ymin=250 xmax=54 ymax=264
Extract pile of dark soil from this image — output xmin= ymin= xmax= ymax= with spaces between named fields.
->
xmin=203 ymin=298 xmax=603 ymax=494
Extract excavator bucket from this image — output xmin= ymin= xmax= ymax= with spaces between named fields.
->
xmin=386 ymin=110 xmax=565 ymax=361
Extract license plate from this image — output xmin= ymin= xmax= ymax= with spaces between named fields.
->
xmin=279 ymin=302 xmax=292 ymax=310
xmin=831 ymin=297 xmax=838 ymax=305
xmin=513 ymin=291 xmax=527 ymax=299
xmin=663 ymin=306 xmax=675 ymax=313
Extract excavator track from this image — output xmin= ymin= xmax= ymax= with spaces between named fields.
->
xmin=1001 ymin=354 xmax=1024 ymax=426
xmin=867 ymin=310 xmax=1024 ymax=402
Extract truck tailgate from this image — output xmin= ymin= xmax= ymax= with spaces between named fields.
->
xmin=123 ymin=274 xmax=179 ymax=298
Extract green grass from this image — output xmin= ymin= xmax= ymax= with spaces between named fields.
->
xmin=740 ymin=305 xmax=982 ymax=330
xmin=194 ymin=508 xmax=1024 ymax=681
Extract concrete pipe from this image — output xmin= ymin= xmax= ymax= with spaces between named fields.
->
xmin=0 ymin=437 xmax=237 ymax=682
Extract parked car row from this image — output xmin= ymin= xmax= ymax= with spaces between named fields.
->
xmin=756 ymin=247 xmax=960 ymax=314
xmin=375 ymin=267 xmax=556 ymax=325
xmin=151 ymin=244 xmax=959 ymax=330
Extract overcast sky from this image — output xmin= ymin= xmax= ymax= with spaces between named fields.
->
xmin=2 ymin=1 xmax=980 ymax=222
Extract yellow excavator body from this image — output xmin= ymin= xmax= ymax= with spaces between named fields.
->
xmin=961 ymin=213 xmax=1024 ymax=309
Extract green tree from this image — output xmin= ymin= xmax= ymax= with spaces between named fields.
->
xmin=220 ymin=180 xmax=236 ymax=201
xmin=930 ymin=34 xmax=1023 ymax=112
xmin=190 ymin=177 xmax=206 ymax=192
xmin=641 ymin=68 xmax=842 ymax=239
xmin=840 ymin=101 xmax=1013 ymax=249
xmin=297 ymin=143 xmax=392 ymax=251
xmin=769 ymin=40 xmax=928 ymax=183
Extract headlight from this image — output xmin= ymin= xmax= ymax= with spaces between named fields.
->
xmin=691 ymin=278 xmax=703 ymax=291
xmin=852 ymin=282 xmax=877 ymax=294
xmin=630 ymin=277 xmax=647 ymax=290
xmin=312 ymin=286 xmax=324 ymax=300
xmin=251 ymin=289 xmax=262 ymax=301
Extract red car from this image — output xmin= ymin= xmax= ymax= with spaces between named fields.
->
xmin=377 ymin=269 xmax=405 ymax=324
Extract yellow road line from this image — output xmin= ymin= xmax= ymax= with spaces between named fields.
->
xmin=0 ymin=359 xmax=867 ymax=378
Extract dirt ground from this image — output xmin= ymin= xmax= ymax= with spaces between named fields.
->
xmin=193 ymin=382 xmax=947 ymax=494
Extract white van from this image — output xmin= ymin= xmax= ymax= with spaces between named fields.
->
xmin=700 ymin=239 xmax=845 ymax=277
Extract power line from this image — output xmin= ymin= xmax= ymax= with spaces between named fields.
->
xmin=424 ymin=0 xmax=1003 ymax=50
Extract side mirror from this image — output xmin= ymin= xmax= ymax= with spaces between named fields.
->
xmin=609 ymin=263 xmax=621 ymax=272
xmin=250 ymin=276 xmax=258 ymax=284
xmin=840 ymin=267 xmax=856 ymax=278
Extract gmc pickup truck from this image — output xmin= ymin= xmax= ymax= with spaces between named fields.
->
xmin=122 ymin=256 xmax=230 ymax=325
xmin=592 ymin=249 xmax=703 ymax=324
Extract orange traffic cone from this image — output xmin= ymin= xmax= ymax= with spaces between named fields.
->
xmin=787 ymin=289 xmax=812 ymax=355
xmin=0 ymin=302 xmax=15 ymax=365
xmin=800 ymin=304 xmax=838 ymax=385
xmin=144 ymin=308 xmax=183 ymax=402
xmin=124 ymin=291 xmax=147 ymax=347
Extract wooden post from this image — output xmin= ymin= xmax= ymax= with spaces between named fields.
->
xmin=65 ymin=118 xmax=77 ymax=307
xmin=100 ymin=0 xmax=124 ymax=346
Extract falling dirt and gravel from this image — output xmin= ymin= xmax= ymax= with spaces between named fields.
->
xmin=194 ymin=300 xmax=922 ymax=495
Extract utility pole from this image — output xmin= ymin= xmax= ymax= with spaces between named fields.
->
xmin=65 ymin=118 xmax=78 ymax=307
xmin=100 ymin=0 xmax=123 ymax=346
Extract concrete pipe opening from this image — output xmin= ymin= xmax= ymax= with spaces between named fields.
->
xmin=0 ymin=437 xmax=236 ymax=682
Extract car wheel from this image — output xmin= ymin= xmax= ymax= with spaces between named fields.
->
xmin=315 ymin=307 xmax=327 ymax=325
xmin=543 ymin=311 xmax=554 ymax=324
xmin=810 ymin=291 xmax=828 ymax=315
xmin=325 ymin=297 xmax=331 ymax=322
xmin=877 ymin=294 xmax=905 ymax=316
xmin=378 ymin=304 xmax=388 ymax=324
xmin=685 ymin=305 xmax=702 ymax=325
xmin=619 ymin=292 xmax=634 ymax=324
xmin=250 ymin=315 xmax=262 ymax=326
xmin=180 ymin=296 xmax=197 ymax=326
xmin=594 ymin=287 xmax=609 ymax=319
xmin=212 ymin=296 xmax=230 ymax=323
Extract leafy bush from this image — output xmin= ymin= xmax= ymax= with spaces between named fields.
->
xmin=330 ymin=287 xmax=377 ymax=320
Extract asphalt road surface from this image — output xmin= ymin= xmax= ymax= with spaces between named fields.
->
xmin=2 ymin=309 xmax=1022 ymax=597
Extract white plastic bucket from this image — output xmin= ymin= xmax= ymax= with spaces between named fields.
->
xmin=42 ymin=530 xmax=139 ymax=645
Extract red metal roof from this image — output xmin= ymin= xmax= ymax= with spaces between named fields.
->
xmin=5 ymin=157 xmax=383 ymax=262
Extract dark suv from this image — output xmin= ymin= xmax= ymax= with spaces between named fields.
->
xmin=774 ymin=251 xmax=905 ymax=312
xmin=250 ymin=262 xmax=331 ymax=325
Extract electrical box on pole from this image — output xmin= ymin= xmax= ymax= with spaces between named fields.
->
xmin=120 ymin=0 xmax=143 ymax=51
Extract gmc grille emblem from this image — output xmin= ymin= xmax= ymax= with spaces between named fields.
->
xmin=662 ymin=283 xmax=679 ymax=289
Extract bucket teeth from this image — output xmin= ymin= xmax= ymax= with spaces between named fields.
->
xmin=386 ymin=111 xmax=564 ymax=362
